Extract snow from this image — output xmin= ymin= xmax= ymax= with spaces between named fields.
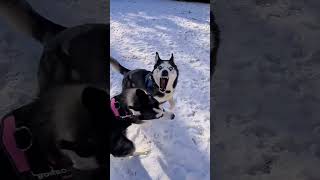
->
xmin=110 ymin=0 xmax=210 ymax=179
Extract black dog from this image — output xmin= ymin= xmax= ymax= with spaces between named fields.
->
xmin=110 ymin=88 xmax=165 ymax=156
xmin=0 ymin=85 xmax=165 ymax=180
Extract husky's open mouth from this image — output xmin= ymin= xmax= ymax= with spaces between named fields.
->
xmin=159 ymin=76 xmax=169 ymax=92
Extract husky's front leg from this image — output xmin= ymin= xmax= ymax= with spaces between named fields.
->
xmin=168 ymin=97 xmax=176 ymax=111
xmin=163 ymin=97 xmax=175 ymax=120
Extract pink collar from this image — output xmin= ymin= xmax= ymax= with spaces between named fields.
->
xmin=110 ymin=98 xmax=135 ymax=120
xmin=1 ymin=116 xmax=30 ymax=173
xmin=110 ymin=98 xmax=120 ymax=117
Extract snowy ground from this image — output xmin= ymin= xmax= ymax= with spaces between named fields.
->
xmin=110 ymin=0 xmax=210 ymax=179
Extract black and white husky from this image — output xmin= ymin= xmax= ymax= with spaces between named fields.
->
xmin=111 ymin=52 xmax=179 ymax=117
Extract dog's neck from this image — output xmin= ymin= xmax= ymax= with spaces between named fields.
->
xmin=110 ymin=95 xmax=139 ymax=122
xmin=111 ymin=96 xmax=130 ymax=116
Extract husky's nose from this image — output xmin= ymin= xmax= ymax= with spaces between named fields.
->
xmin=162 ymin=70 xmax=168 ymax=76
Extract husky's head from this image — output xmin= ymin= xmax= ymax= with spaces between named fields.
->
xmin=152 ymin=52 xmax=178 ymax=93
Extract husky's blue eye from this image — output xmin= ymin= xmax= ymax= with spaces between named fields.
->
xmin=169 ymin=67 xmax=173 ymax=71
xmin=158 ymin=66 xmax=162 ymax=70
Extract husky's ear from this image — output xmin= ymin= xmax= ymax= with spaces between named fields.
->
xmin=169 ymin=53 xmax=174 ymax=62
xmin=155 ymin=52 xmax=161 ymax=62
xmin=82 ymin=86 xmax=108 ymax=112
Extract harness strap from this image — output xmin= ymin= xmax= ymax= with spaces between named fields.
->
xmin=110 ymin=98 xmax=120 ymax=117
xmin=145 ymin=73 xmax=154 ymax=94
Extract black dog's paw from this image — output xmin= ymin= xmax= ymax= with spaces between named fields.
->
xmin=170 ymin=113 xmax=175 ymax=120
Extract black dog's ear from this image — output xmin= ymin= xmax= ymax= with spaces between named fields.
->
xmin=170 ymin=53 xmax=174 ymax=62
xmin=82 ymin=86 xmax=108 ymax=112
xmin=136 ymin=89 xmax=148 ymax=99
xmin=155 ymin=52 xmax=161 ymax=62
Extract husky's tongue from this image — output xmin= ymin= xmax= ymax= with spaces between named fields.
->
xmin=160 ymin=77 xmax=168 ymax=92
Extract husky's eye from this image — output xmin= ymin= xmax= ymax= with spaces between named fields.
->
xmin=169 ymin=67 xmax=173 ymax=71
xmin=158 ymin=66 xmax=162 ymax=70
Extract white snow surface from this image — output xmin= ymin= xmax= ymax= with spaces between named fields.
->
xmin=110 ymin=0 xmax=210 ymax=179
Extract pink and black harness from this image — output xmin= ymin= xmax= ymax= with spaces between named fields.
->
xmin=110 ymin=97 xmax=136 ymax=121
xmin=0 ymin=106 xmax=72 ymax=180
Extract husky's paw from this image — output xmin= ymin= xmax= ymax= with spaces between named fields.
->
xmin=170 ymin=113 xmax=175 ymax=120
xmin=163 ymin=110 xmax=175 ymax=120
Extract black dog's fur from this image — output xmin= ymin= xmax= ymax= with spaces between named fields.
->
xmin=0 ymin=0 xmax=109 ymax=179
xmin=0 ymin=0 xmax=108 ymax=93
xmin=109 ymin=88 xmax=163 ymax=156
xmin=1 ymin=85 xmax=109 ymax=180
xmin=38 ymin=24 xmax=108 ymax=92
xmin=0 ymin=84 xmax=163 ymax=179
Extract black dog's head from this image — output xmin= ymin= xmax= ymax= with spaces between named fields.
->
xmin=58 ymin=87 xmax=164 ymax=163
xmin=57 ymin=86 xmax=109 ymax=170
xmin=126 ymin=88 xmax=164 ymax=121
xmin=152 ymin=52 xmax=179 ymax=93
xmin=109 ymin=88 xmax=167 ymax=157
